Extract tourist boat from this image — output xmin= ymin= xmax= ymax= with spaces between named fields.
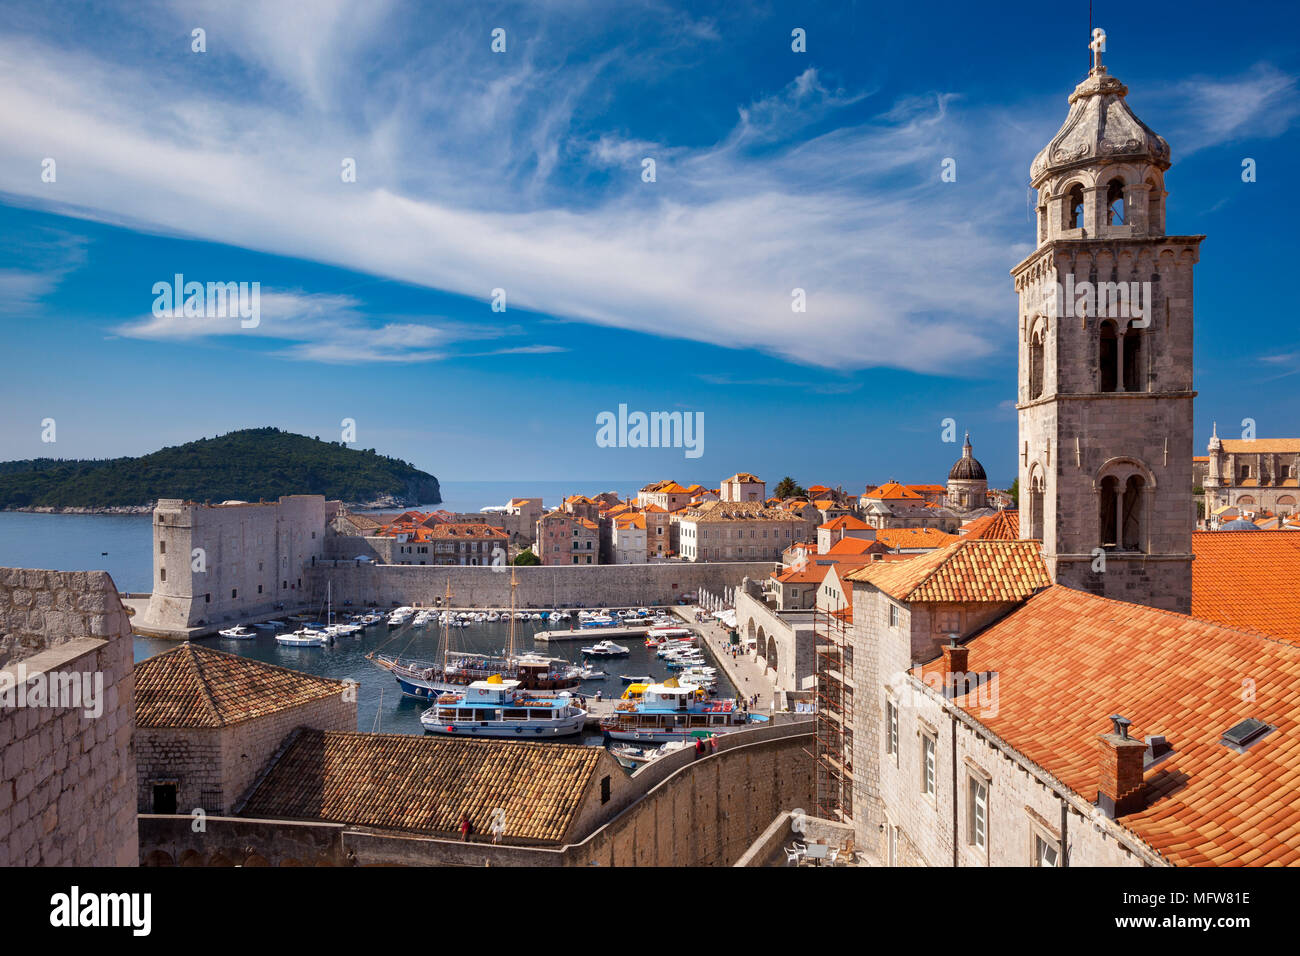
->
xmin=580 ymin=614 xmax=618 ymax=629
xmin=620 ymin=674 xmax=652 ymax=684
xmin=578 ymin=666 xmax=607 ymax=680
xmin=218 ymin=625 xmax=256 ymax=640
xmin=276 ymin=628 xmax=330 ymax=647
xmin=387 ymin=607 xmax=414 ymax=627
xmin=581 ymin=640 xmax=630 ymax=657
xmin=648 ymin=625 xmax=692 ymax=639
xmin=610 ymin=740 xmax=690 ymax=770
xmin=419 ymin=676 xmax=587 ymax=738
xmin=600 ymin=680 xmax=752 ymax=743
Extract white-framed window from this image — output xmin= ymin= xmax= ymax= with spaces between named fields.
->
xmin=921 ymin=733 xmax=936 ymax=797
xmin=886 ymin=700 xmax=899 ymax=764
xmin=969 ymin=776 xmax=988 ymax=852
xmin=889 ymin=604 xmax=899 ymax=628
xmin=1034 ymin=834 xmax=1059 ymax=867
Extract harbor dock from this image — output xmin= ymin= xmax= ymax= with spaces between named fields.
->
xmin=533 ymin=623 xmax=655 ymax=643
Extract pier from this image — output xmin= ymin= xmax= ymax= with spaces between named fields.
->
xmin=533 ymin=623 xmax=655 ymax=643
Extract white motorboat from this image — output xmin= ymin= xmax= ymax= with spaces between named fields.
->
xmin=578 ymin=666 xmax=607 ymax=680
xmin=413 ymin=610 xmax=434 ymax=628
xmin=620 ymin=674 xmax=652 ymax=684
xmin=420 ymin=678 xmax=586 ymax=738
xmin=581 ymin=640 xmax=630 ymax=657
xmin=218 ymin=625 xmax=256 ymax=640
xmin=252 ymin=620 xmax=283 ymax=630
xmin=276 ymin=628 xmax=329 ymax=647
xmin=487 ymin=612 xmax=500 ymax=622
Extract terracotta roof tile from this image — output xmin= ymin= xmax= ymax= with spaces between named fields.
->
xmin=919 ymin=585 xmax=1300 ymax=866
xmin=962 ymin=510 xmax=1021 ymax=540
xmin=135 ymin=644 xmax=346 ymax=728
xmin=1192 ymin=531 xmax=1300 ymax=646
xmin=874 ymin=527 xmax=962 ymax=550
xmin=239 ymin=729 xmax=606 ymax=843
xmin=846 ymin=538 xmax=1049 ymax=602
xmin=819 ymin=515 xmax=872 ymax=531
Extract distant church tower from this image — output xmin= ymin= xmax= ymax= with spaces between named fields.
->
xmin=1013 ymin=32 xmax=1202 ymax=614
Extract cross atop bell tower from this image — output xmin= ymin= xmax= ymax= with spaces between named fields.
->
xmin=1011 ymin=33 xmax=1204 ymax=614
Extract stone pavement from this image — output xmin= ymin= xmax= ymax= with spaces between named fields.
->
xmin=673 ymin=605 xmax=779 ymax=709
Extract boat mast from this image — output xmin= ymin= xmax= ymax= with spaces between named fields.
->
xmin=441 ymin=578 xmax=452 ymax=672
xmin=509 ymin=566 xmax=517 ymax=662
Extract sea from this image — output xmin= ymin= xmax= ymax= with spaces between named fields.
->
xmin=0 ymin=479 xmax=734 ymax=735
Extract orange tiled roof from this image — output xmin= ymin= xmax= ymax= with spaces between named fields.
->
xmin=846 ymin=538 xmax=1049 ymax=603
xmin=641 ymin=480 xmax=688 ymax=494
xmin=961 ymin=509 xmax=1021 ymax=540
xmin=826 ymin=537 xmax=877 ymax=556
xmin=905 ymin=484 xmax=947 ymax=494
xmin=862 ymin=481 xmax=923 ymax=501
xmin=135 ymin=644 xmax=345 ymax=728
xmin=1192 ymin=531 xmax=1300 ymax=646
xmin=819 ymin=515 xmax=871 ymax=531
xmin=807 ymin=485 xmax=830 ymax=494
xmin=1220 ymin=439 xmax=1300 ymax=453
xmin=239 ymin=729 xmax=608 ymax=844
xmin=773 ymin=563 xmax=834 ymax=585
xmin=724 ymin=472 xmax=763 ymax=484
xmin=874 ymin=527 xmax=961 ymax=550
xmin=919 ymin=585 xmax=1300 ymax=866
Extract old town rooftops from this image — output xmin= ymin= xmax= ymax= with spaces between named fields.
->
xmin=135 ymin=643 xmax=345 ymax=728
xmin=678 ymin=500 xmax=802 ymax=522
xmin=237 ymin=729 xmax=610 ymax=844
xmin=846 ymin=538 xmax=1050 ymax=603
xmin=918 ymin=585 xmax=1300 ymax=866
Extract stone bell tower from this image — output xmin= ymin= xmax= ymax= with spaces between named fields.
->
xmin=1012 ymin=31 xmax=1203 ymax=614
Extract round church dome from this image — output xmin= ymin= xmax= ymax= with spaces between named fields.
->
xmin=948 ymin=433 xmax=987 ymax=481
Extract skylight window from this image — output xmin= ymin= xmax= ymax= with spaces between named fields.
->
xmin=1220 ymin=718 xmax=1274 ymax=753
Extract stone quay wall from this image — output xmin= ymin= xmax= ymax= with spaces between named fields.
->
xmin=0 ymin=568 xmax=138 ymax=867
xmin=306 ymin=560 xmax=777 ymax=609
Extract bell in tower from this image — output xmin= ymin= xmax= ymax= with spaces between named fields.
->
xmin=1013 ymin=30 xmax=1203 ymax=614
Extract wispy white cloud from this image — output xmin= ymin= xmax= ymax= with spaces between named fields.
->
xmin=0 ymin=5 xmax=1295 ymax=373
xmin=114 ymin=289 xmax=505 ymax=364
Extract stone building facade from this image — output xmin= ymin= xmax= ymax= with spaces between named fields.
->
xmin=139 ymin=495 xmax=337 ymax=637
xmin=134 ymin=643 xmax=355 ymax=816
xmin=1202 ymin=429 xmax=1300 ymax=516
xmin=0 ymin=568 xmax=138 ymax=866
xmin=1014 ymin=42 xmax=1200 ymax=614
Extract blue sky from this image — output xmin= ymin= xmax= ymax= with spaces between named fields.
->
xmin=1 ymin=0 xmax=1298 ymax=490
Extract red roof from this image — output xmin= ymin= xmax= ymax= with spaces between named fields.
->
xmin=1192 ymin=531 xmax=1300 ymax=646
xmin=919 ymin=585 xmax=1300 ymax=866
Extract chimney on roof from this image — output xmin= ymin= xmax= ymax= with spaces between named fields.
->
xmin=1097 ymin=714 xmax=1148 ymax=817
xmin=940 ymin=637 xmax=969 ymax=695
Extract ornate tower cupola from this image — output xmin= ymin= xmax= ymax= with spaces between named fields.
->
xmin=1030 ymin=33 xmax=1171 ymax=245
xmin=947 ymin=433 xmax=989 ymax=512
xmin=1013 ymin=31 xmax=1204 ymax=614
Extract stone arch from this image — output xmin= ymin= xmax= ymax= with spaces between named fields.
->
xmin=746 ymin=618 xmax=756 ymax=642
xmin=1095 ymin=458 xmax=1156 ymax=552
xmin=756 ymin=625 xmax=766 ymax=650
xmin=207 ymin=851 xmax=235 ymax=867
xmin=178 ymin=849 xmax=205 ymax=867
xmin=766 ymin=636 xmax=779 ymax=675
xmin=1027 ymin=315 xmax=1048 ymax=400
xmin=1236 ymin=495 xmax=1256 ymax=506
xmin=1277 ymin=495 xmax=1296 ymax=506
xmin=1063 ymin=180 xmax=1086 ymax=229
xmin=142 ymin=850 xmax=174 ymax=867
xmin=1026 ymin=461 xmax=1046 ymax=541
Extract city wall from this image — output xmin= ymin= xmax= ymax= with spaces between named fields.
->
xmin=0 ymin=568 xmax=138 ymax=866
xmin=306 ymin=560 xmax=776 ymax=608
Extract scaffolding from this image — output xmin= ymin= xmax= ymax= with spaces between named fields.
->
xmin=813 ymin=604 xmax=854 ymax=822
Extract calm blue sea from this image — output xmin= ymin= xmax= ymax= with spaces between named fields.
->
xmin=0 ymin=479 xmax=732 ymax=734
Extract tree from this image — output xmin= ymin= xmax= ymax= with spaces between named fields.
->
xmin=513 ymin=549 xmax=541 ymax=566
xmin=773 ymin=476 xmax=808 ymax=500
xmin=1008 ymin=478 xmax=1020 ymax=508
